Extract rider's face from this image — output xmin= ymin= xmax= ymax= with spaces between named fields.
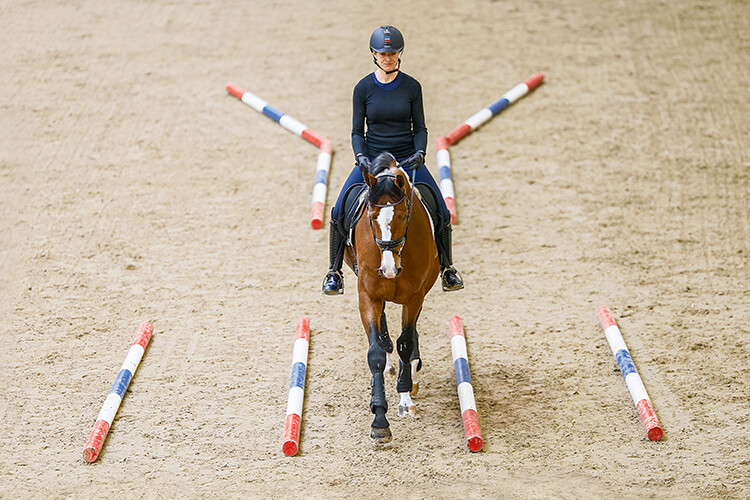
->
xmin=373 ymin=50 xmax=399 ymax=72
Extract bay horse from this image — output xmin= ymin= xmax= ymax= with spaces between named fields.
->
xmin=343 ymin=152 xmax=440 ymax=445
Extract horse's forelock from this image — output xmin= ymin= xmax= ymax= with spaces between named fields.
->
xmin=369 ymin=172 xmax=404 ymax=204
xmin=368 ymin=153 xmax=404 ymax=204
xmin=369 ymin=152 xmax=396 ymax=176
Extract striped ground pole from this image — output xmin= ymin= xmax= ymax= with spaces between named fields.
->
xmin=436 ymin=73 xmax=544 ymax=223
xmin=83 ymin=322 xmax=154 ymax=462
xmin=597 ymin=306 xmax=663 ymax=441
xmin=449 ymin=315 xmax=483 ymax=452
xmin=282 ymin=316 xmax=310 ymax=456
xmin=226 ymin=84 xmax=333 ymax=230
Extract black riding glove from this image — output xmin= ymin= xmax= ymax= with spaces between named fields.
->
xmin=356 ymin=154 xmax=371 ymax=173
xmin=402 ymin=150 xmax=425 ymax=170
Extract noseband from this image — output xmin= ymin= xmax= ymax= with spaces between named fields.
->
xmin=368 ymin=173 xmax=413 ymax=256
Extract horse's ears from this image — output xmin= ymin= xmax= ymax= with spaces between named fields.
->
xmin=395 ymin=174 xmax=405 ymax=190
xmin=363 ymin=170 xmax=378 ymax=187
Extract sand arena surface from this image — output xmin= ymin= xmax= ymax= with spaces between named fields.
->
xmin=1 ymin=0 xmax=749 ymax=498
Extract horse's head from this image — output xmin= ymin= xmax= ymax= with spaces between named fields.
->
xmin=362 ymin=153 xmax=413 ymax=279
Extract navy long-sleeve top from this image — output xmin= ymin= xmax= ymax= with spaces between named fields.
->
xmin=351 ymin=71 xmax=428 ymax=161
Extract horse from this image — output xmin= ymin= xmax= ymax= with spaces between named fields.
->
xmin=342 ymin=152 xmax=440 ymax=445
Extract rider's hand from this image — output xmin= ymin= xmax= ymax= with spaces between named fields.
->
xmin=356 ymin=154 xmax=371 ymax=173
xmin=402 ymin=150 xmax=425 ymax=169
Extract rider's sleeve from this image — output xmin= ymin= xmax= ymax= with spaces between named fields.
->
xmin=352 ymin=83 xmax=367 ymax=157
xmin=411 ymin=81 xmax=428 ymax=153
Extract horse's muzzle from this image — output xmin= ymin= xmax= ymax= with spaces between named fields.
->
xmin=378 ymin=266 xmax=402 ymax=279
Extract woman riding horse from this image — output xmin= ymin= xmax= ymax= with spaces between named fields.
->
xmin=322 ymin=25 xmax=463 ymax=295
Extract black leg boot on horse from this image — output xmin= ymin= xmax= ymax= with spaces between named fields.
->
xmin=322 ymin=220 xmax=347 ymax=295
xmin=436 ymin=221 xmax=464 ymax=291
xmin=368 ymin=325 xmax=392 ymax=444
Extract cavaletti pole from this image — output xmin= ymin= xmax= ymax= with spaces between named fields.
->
xmin=83 ymin=322 xmax=154 ymax=462
xmin=226 ymin=84 xmax=333 ymax=230
xmin=597 ymin=306 xmax=663 ymax=441
xmin=282 ymin=316 xmax=310 ymax=456
xmin=436 ymin=73 xmax=544 ymax=223
xmin=449 ymin=315 xmax=483 ymax=452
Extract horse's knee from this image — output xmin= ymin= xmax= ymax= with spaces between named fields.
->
xmin=396 ymin=326 xmax=415 ymax=363
xmin=396 ymin=337 xmax=413 ymax=363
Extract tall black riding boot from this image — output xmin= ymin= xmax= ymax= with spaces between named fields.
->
xmin=436 ymin=222 xmax=464 ymax=292
xmin=322 ymin=221 xmax=346 ymax=295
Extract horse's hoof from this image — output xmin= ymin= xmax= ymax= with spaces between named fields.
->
xmin=398 ymin=404 xmax=417 ymax=418
xmin=410 ymin=382 xmax=419 ymax=397
xmin=370 ymin=426 xmax=392 ymax=445
xmin=384 ymin=365 xmax=396 ymax=378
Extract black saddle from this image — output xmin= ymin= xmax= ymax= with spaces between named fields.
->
xmin=337 ymin=183 xmax=369 ymax=238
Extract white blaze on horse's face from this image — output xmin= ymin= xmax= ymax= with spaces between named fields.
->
xmin=377 ymin=206 xmax=399 ymax=278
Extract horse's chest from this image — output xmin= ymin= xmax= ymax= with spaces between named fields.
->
xmin=359 ymin=274 xmax=413 ymax=305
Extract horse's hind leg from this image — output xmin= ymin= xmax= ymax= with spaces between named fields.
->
xmin=384 ymin=353 xmax=396 ymax=378
xmin=409 ymin=307 xmax=423 ymax=397
xmin=397 ymin=350 xmax=417 ymax=417
xmin=409 ymin=331 xmax=422 ymax=397
xmin=381 ymin=310 xmax=396 ymax=378
xmin=397 ymin=298 xmax=423 ymax=417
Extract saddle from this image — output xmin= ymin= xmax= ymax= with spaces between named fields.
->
xmin=337 ymin=183 xmax=369 ymax=244
xmin=413 ymin=182 xmax=443 ymax=235
xmin=336 ymin=181 xmax=443 ymax=252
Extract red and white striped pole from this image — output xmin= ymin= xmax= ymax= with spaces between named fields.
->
xmin=436 ymin=73 xmax=544 ymax=223
xmin=226 ymin=84 xmax=332 ymax=230
xmin=282 ymin=316 xmax=310 ymax=456
xmin=598 ymin=306 xmax=662 ymax=441
xmin=449 ymin=315 xmax=483 ymax=452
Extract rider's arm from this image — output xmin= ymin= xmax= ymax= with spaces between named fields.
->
xmin=352 ymin=83 xmax=367 ymax=158
xmin=411 ymin=81 xmax=428 ymax=154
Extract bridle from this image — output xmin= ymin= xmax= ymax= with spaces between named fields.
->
xmin=367 ymin=170 xmax=415 ymax=258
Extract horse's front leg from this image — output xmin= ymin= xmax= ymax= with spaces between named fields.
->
xmin=396 ymin=295 xmax=424 ymax=417
xmin=358 ymin=293 xmax=393 ymax=444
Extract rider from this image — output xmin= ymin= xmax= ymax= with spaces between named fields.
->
xmin=322 ymin=25 xmax=464 ymax=295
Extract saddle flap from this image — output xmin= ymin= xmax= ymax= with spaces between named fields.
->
xmin=413 ymin=182 xmax=441 ymax=236
xmin=340 ymin=183 xmax=368 ymax=241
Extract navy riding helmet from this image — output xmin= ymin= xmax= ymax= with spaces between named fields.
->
xmin=369 ymin=25 xmax=404 ymax=53
xmin=369 ymin=25 xmax=404 ymax=74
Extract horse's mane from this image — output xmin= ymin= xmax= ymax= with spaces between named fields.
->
xmin=368 ymin=153 xmax=403 ymax=204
